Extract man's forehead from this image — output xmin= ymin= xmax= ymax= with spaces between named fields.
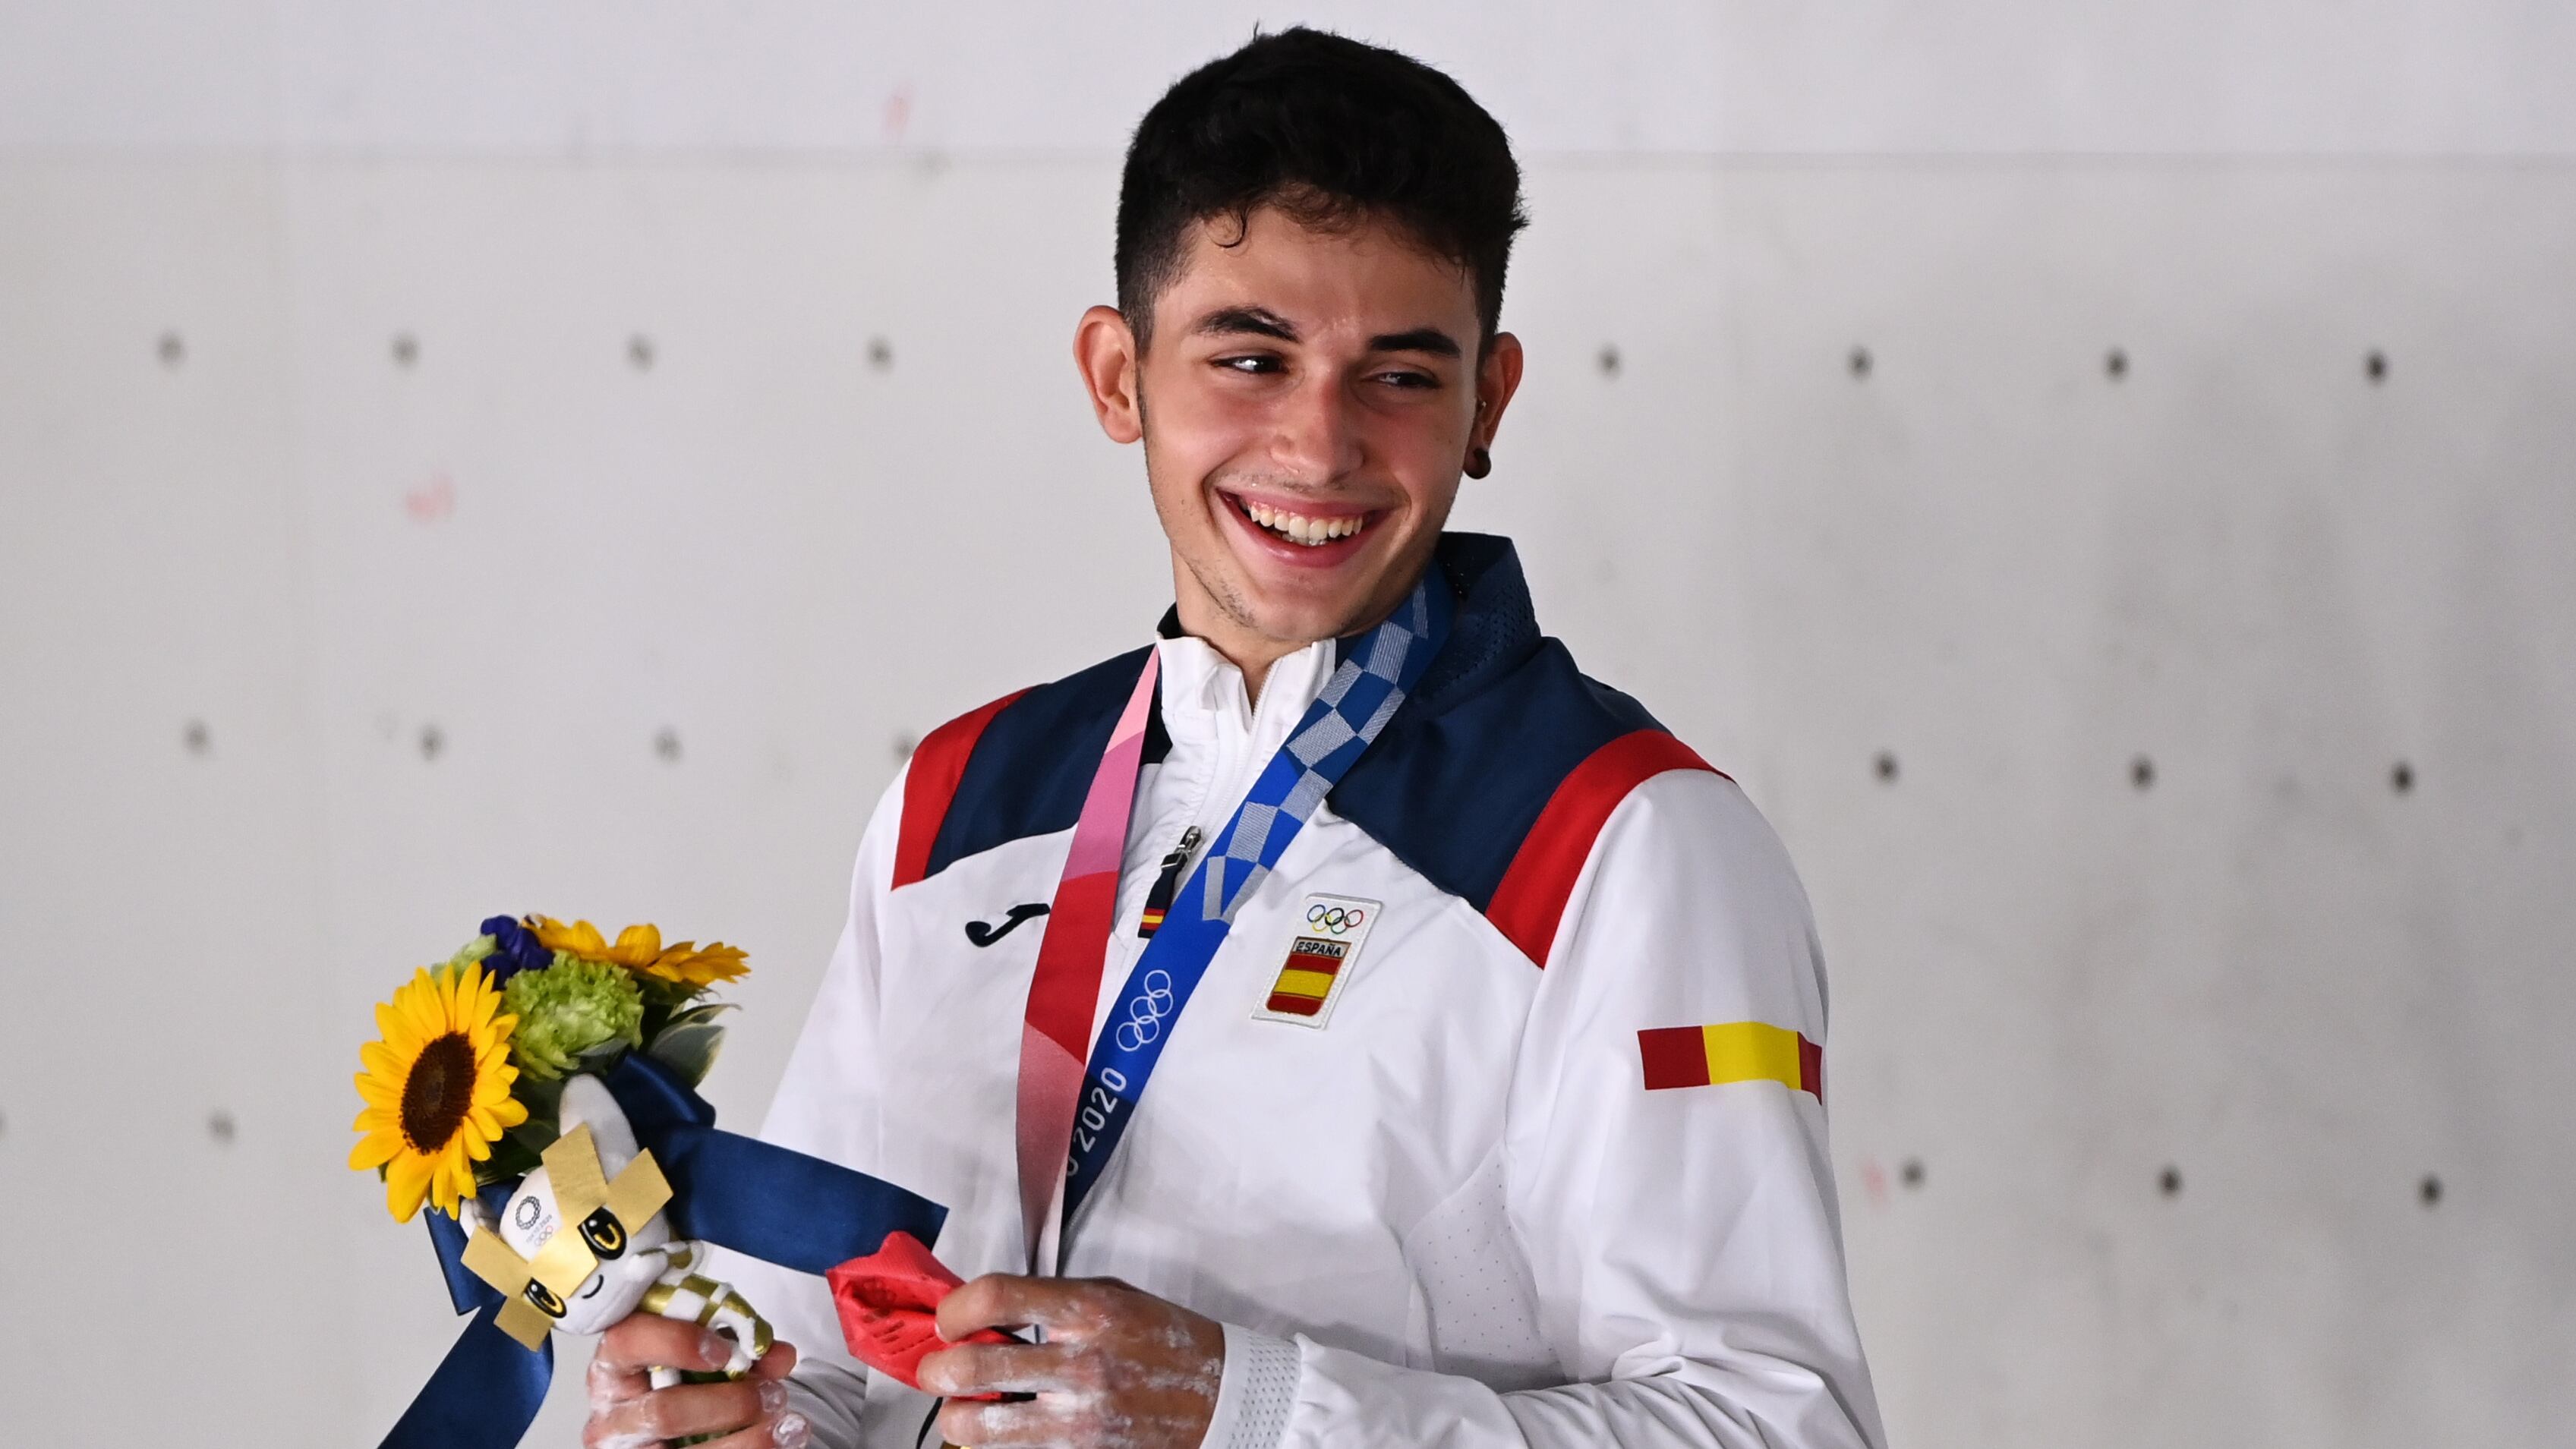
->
xmin=1164 ymin=206 xmax=1477 ymax=342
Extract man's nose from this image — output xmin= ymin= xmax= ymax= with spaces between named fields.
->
xmin=1267 ymin=374 xmax=1365 ymax=483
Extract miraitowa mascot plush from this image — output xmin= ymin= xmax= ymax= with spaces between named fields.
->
xmin=457 ymin=1073 xmax=771 ymax=1386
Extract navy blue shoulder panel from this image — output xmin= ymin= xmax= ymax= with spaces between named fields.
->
xmin=1327 ymin=534 xmax=1665 ymax=913
xmin=921 ymin=644 xmax=1157 ymax=881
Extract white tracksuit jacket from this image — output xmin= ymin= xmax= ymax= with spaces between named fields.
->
xmin=723 ymin=536 xmax=1885 ymax=1449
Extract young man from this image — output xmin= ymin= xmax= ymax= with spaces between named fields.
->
xmin=584 ymin=28 xmax=1883 ymax=1449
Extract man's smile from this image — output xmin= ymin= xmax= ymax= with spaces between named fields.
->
xmin=1215 ymin=487 xmax=1386 ymax=566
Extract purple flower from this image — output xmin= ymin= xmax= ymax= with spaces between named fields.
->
xmin=479 ymin=915 xmax=554 ymax=984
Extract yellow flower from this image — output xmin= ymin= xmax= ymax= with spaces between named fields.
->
xmin=528 ymin=915 xmax=749 ymax=991
xmin=636 ymin=939 xmax=749 ymax=989
xmin=348 ymin=962 xmax=529 ymax=1223
xmin=528 ymin=915 xmax=660 ymax=968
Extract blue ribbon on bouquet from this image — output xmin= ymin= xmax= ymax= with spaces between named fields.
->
xmin=383 ymin=1052 xmax=950 ymax=1449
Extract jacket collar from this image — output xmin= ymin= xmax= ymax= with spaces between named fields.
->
xmin=1413 ymin=531 xmax=1542 ymax=715
xmin=1148 ymin=530 xmax=1539 ymax=695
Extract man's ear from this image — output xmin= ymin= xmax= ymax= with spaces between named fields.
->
xmin=1471 ymin=331 xmax=1526 ymax=455
xmin=1074 ymin=304 xmax=1145 ymax=445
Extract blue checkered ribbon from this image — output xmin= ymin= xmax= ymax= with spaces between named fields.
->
xmin=1198 ymin=584 xmax=1433 ymax=925
xmin=1058 ymin=575 xmax=1450 ymax=1234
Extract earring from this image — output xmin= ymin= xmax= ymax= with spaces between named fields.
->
xmin=1465 ymin=447 xmax=1492 ymax=480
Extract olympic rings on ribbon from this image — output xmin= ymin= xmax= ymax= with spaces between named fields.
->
xmin=1305 ymin=902 xmax=1367 ymax=934
xmin=1114 ymin=969 xmax=1178 ymax=1051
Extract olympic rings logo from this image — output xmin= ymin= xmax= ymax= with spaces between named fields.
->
xmin=1113 ymin=969 xmax=1178 ymax=1051
xmin=1306 ymin=902 xmax=1367 ymax=934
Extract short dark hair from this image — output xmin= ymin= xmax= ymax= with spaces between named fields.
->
xmin=1116 ymin=27 xmax=1528 ymax=351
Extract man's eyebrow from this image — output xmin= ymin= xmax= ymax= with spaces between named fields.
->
xmin=1193 ymin=306 xmax=1300 ymax=342
xmin=1367 ymin=327 xmax=1462 ymax=359
xmin=1187 ymin=310 xmax=1462 ymax=360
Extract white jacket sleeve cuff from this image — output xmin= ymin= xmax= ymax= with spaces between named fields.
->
xmin=1201 ymin=1321 xmax=1301 ymax=1449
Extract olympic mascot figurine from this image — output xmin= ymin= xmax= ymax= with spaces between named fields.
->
xmin=458 ymin=1073 xmax=772 ymax=1384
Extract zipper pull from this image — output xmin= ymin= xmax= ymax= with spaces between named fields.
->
xmin=1137 ymin=826 xmax=1203 ymax=939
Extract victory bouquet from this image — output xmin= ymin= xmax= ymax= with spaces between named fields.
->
xmin=352 ymin=915 xmax=743 ymax=1227
xmin=350 ymin=915 xmax=951 ymax=1449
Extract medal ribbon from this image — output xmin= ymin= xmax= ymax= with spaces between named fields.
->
xmin=1012 ymin=577 xmax=1450 ymax=1266
xmin=1012 ymin=647 xmax=1165 ymax=1265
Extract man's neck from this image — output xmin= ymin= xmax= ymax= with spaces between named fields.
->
xmin=1183 ymin=616 xmax=1312 ymax=710
xmin=1168 ymin=556 xmax=1428 ymax=708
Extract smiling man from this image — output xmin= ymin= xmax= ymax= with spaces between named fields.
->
xmin=583 ymin=27 xmax=1883 ymax=1449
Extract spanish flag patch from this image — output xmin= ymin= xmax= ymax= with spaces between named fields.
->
xmin=1638 ymin=1022 xmax=1823 ymax=1101
xmin=1252 ymin=894 xmax=1380 ymax=1028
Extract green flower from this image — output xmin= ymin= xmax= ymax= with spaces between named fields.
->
xmin=444 ymin=934 xmax=499 ymax=973
xmin=503 ymin=954 xmax=645 ymax=1081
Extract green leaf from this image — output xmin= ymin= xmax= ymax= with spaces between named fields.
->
xmin=475 ymin=1133 xmax=544 ymax=1189
xmin=661 ymin=1001 xmax=736 ymax=1029
xmin=512 ymin=1074 xmax=566 ymax=1126
xmin=644 ymin=1003 xmax=735 ymax=1087
xmin=633 ymin=973 xmax=708 ymax=1012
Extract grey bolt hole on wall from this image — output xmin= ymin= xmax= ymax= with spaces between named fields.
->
xmin=1849 ymin=345 xmax=1872 ymax=379
xmin=391 ymin=332 xmax=418 ymax=367
xmin=207 ymin=1110 xmax=236 ymax=1145
xmin=183 ymin=719 xmax=210 ymax=756
xmin=1598 ymin=344 xmax=1621 ymax=377
xmin=156 ymin=330 xmax=184 ymax=367
xmin=2160 ymin=1166 xmax=2183 ymax=1198
xmin=1900 ymin=1159 xmax=1925 ymax=1189
xmin=655 ymin=726 xmax=683 ymax=763
xmin=869 ymin=335 xmax=894 ymax=370
xmin=629 ymin=333 xmax=656 ymax=370
xmin=418 ymin=723 xmax=444 ymax=761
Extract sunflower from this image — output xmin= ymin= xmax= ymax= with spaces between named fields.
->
xmin=348 ymin=961 xmax=529 ymax=1222
xmin=528 ymin=915 xmax=749 ymax=991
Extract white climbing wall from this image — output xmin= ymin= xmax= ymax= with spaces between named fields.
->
xmin=1 ymin=5 xmax=2568 ymax=1446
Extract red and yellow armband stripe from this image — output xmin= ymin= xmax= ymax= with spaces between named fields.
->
xmin=1638 ymin=1022 xmax=1823 ymax=1101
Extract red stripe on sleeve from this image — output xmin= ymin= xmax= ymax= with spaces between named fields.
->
xmin=1799 ymin=1032 xmax=1826 ymax=1104
xmin=1486 ymin=730 xmax=1723 ymax=966
xmin=1638 ymin=1025 xmax=1713 ymax=1090
xmin=890 ymin=690 xmax=1027 ymax=890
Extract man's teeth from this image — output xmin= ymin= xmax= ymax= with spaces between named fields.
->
xmin=1244 ymin=501 xmax=1366 ymax=546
